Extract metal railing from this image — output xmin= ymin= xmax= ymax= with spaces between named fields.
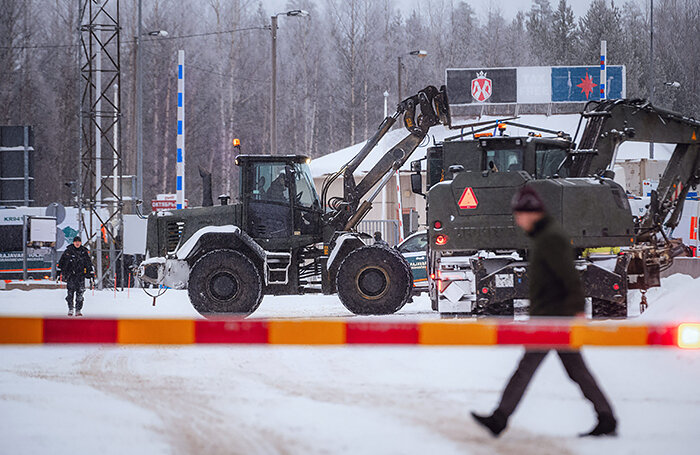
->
xmin=357 ymin=220 xmax=401 ymax=246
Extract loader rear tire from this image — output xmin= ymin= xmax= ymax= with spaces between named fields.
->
xmin=336 ymin=245 xmax=412 ymax=315
xmin=188 ymin=249 xmax=262 ymax=318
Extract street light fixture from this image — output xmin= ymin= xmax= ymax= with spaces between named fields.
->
xmin=285 ymin=10 xmax=309 ymax=17
xmin=397 ymin=49 xmax=428 ymax=102
xmin=270 ymin=9 xmax=310 ymax=155
xmin=147 ymin=30 xmax=169 ymax=37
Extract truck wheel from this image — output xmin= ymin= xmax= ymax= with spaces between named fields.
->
xmin=592 ymin=298 xmax=627 ymax=319
xmin=188 ymin=249 xmax=262 ymax=317
xmin=487 ymin=299 xmax=515 ymax=316
xmin=336 ymin=245 xmax=412 ymax=315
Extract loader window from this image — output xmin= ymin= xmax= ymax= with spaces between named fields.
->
xmin=293 ymin=163 xmax=321 ymax=210
xmin=535 ymin=147 xmax=569 ymax=178
xmin=253 ymin=163 xmax=289 ymax=203
xmin=484 ymin=149 xmax=523 ymax=172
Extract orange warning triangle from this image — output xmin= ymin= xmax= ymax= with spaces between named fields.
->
xmin=692 ymin=130 xmax=697 ymax=141
xmin=458 ymin=187 xmax=478 ymax=209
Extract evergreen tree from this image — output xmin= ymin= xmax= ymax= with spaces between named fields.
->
xmin=526 ymin=0 xmax=554 ymax=64
xmin=551 ymin=0 xmax=578 ymax=65
xmin=578 ymin=0 xmax=623 ymax=65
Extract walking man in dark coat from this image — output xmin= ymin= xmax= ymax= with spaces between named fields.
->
xmin=57 ymin=236 xmax=94 ymax=317
xmin=471 ymin=186 xmax=617 ymax=437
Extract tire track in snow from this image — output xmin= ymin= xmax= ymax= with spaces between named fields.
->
xmin=76 ymin=348 xmax=296 ymax=455
xmin=233 ymin=352 xmax=575 ymax=455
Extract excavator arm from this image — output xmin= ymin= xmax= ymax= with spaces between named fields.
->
xmin=322 ymin=85 xmax=449 ymax=232
xmin=574 ymin=99 xmax=700 ymax=176
xmin=573 ymin=98 xmax=700 ymax=239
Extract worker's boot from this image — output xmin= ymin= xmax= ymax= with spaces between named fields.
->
xmin=67 ymin=308 xmax=73 ymax=317
xmin=579 ymin=413 xmax=617 ymax=437
xmin=471 ymin=410 xmax=507 ymax=437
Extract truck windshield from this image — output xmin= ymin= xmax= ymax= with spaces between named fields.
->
xmin=293 ymin=163 xmax=321 ymax=209
xmin=535 ymin=147 xmax=569 ymax=178
xmin=484 ymin=149 xmax=523 ymax=172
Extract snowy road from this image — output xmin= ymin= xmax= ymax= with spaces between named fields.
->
xmin=1 ymin=275 xmax=700 ymax=454
xmin=2 ymin=345 xmax=699 ymax=455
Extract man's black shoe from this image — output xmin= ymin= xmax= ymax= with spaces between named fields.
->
xmin=471 ymin=410 xmax=507 ymax=437
xmin=580 ymin=413 xmax=617 ymax=437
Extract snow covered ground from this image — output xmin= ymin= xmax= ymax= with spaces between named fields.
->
xmin=1 ymin=275 xmax=699 ymax=454
xmin=1 ymin=273 xmax=699 ymax=322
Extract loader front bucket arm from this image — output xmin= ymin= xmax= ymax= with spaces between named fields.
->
xmin=325 ymin=85 xmax=449 ymax=232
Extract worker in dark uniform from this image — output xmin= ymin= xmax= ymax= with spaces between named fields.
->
xmin=266 ymin=171 xmax=289 ymax=202
xmin=373 ymin=231 xmax=388 ymax=246
xmin=471 ymin=186 xmax=617 ymax=437
xmin=57 ymin=236 xmax=94 ymax=317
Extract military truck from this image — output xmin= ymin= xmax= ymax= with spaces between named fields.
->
xmin=411 ymin=99 xmax=700 ymax=318
xmin=138 ymin=86 xmax=450 ymax=317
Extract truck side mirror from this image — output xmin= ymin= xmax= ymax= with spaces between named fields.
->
xmin=411 ymin=173 xmax=424 ymax=196
xmin=410 ymin=160 xmax=422 ymax=172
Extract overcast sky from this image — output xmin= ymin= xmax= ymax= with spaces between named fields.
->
xmin=263 ymin=0 xmax=648 ymax=21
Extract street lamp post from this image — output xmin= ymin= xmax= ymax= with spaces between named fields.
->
xmin=136 ymin=0 xmax=143 ymax=203
xmin=397 ymin=50 xmax=427 ymax=103
xmin=270 ymin=9 xmax=309 ymax=155
xmin=135 ymin=0 xmax=167 ymax=206
xmin=649 ymin=0 xmax=654 ymax=159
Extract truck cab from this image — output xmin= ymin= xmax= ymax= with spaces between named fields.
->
xmin=426 ymin=135 xmax=574 ymax=190
xmin=414 ymin=131 xmax=634 ymax=318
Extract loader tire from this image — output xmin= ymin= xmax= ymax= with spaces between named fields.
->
xmin=336 ymin=245 xmax=413 ymax=315
xmin=188 ymin=249 xmax=262 ymax=318
xmin=592 ymin=297 xmax=627 ymax=319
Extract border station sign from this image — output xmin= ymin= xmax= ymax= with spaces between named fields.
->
xmin=446 ymin=65 xmax=626 ymax=106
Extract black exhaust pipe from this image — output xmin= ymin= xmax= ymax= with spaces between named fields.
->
xmin=198 ymin=166 xmax=213 ymax=207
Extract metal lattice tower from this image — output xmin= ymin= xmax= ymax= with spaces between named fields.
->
xmin=78 ymin=0 xmax=124 ymax=290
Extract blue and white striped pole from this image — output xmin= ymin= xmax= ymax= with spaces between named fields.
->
xmin=600 ymin=40 xmax=607 ymax=100
xmin=176 ymin=50 xmax=185 ymax=209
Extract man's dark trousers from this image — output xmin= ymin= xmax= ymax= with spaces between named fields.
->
xmin=66 ymin=277 xmax=85 ymax=312
xmin=497 ymin=349 xmax=613 ymax=418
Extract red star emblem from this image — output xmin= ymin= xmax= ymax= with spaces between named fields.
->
xmin=576 ymin=72 xmax=598 ymax=100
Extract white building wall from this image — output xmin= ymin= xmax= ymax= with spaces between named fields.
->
xmin=313 ymin=172 xmax=427 ymax=230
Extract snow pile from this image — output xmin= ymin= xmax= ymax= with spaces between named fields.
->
xmin=632 ymin=274 xmax=700 ymax=323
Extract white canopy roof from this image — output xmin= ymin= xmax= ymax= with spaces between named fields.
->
xmin=308 ymin=113 xmax=671 ymax=178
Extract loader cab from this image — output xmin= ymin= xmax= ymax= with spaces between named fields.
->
xmin=236 ymin=155 xmax=322 ymax=248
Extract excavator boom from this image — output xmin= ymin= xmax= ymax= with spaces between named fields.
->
xmin=574 ymin=99 xmax=700 ymax=239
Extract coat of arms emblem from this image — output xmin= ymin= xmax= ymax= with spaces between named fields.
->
xmin=471 ymin=71 xmax=492 ymax=102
